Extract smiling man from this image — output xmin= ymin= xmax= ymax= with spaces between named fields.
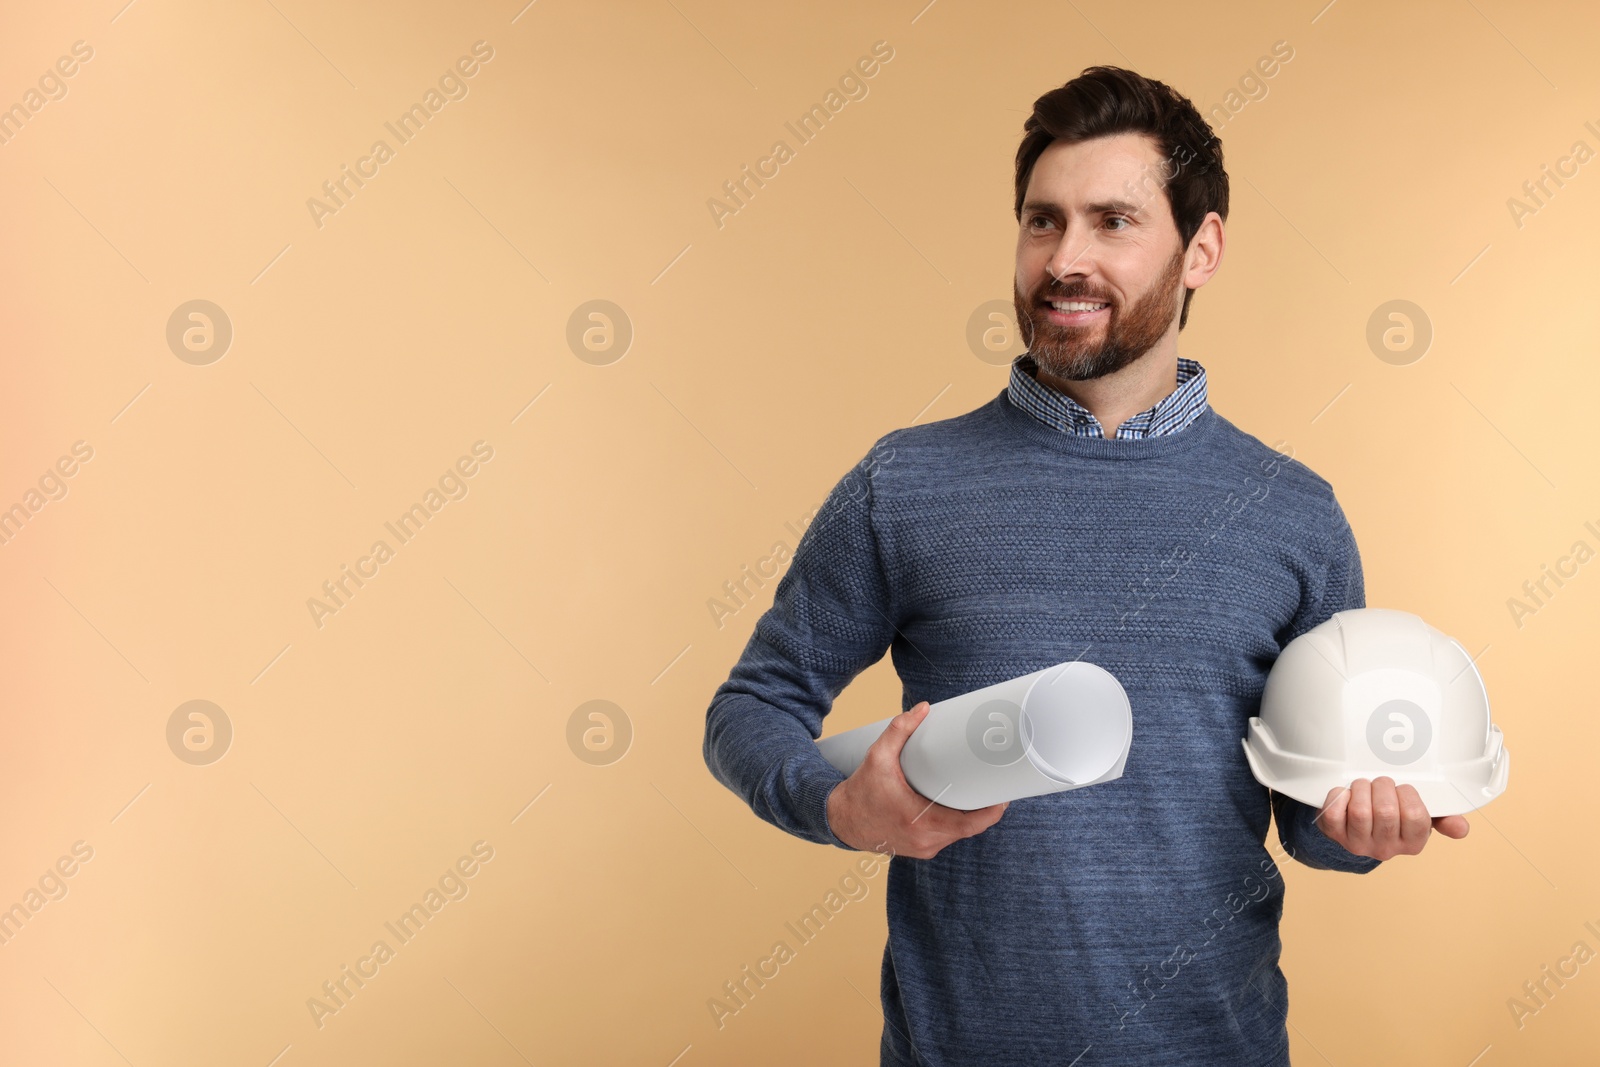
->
xmin=704 ymin=65 xmax=1466 ymax=1066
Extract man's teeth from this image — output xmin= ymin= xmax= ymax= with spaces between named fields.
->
xmin=1049 ymin=300 xmax=1108 ymax=312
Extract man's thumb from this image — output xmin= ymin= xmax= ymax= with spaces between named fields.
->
xmin=877 ymin=701 xmax=929 ymax=757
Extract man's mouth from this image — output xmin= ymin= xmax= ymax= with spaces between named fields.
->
xmin=1041 ymin=298 xmax=1110 ymax=326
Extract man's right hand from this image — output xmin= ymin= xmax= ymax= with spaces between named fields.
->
xmin=825 ymin=700 xmax=1010 ymax=859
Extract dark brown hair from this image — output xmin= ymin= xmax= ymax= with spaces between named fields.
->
xmin=1014 ymin=66 xmax=1228 ymax=329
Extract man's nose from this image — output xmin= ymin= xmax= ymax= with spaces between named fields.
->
xmin=1044 ymin=222 xmax=1097 ymax=284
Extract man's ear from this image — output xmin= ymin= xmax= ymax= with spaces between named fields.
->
xmin=1183 ymin=212 xmax=1225 ymax=291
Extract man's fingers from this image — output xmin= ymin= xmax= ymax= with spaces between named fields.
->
xmin=1433 ymin=814 xmax=1471 ymax=839
xmin=1370 ymin=777 xmax=1401 ymax=843
xmin=917 ymin=798 xmax=1008 ymax=839
xmin=1397 ymin=783 xmax=1432 ymax=852
xmin=1345 ymin=778 xmax=1373 ymax=843
xmin=965 ymin=800 xmax=1009 ymax=833
xmin=917 ymin=795 xmax=989 ymax=828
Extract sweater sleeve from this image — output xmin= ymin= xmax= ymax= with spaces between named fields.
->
xmin=1270 ymin=490 xmax=1383 ymax=874
xmin=702 ymin=439 xmax=900 ymax=850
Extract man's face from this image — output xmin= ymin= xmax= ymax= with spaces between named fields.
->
xmin=1013 ymin=133 xmax=1189 ymax=382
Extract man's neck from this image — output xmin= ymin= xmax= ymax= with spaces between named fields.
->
xmin=1032 ymin=347 xmax=1180 ymax=438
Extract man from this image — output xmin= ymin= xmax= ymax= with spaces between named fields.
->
xmin=702 ymin=66 xmax=1469 ymax=1066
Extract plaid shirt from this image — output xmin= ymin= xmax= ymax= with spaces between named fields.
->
xmin=1008 ymin=352 xmax=1208 ymax=439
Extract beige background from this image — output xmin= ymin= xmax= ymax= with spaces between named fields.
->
xmin=0 ymin=0 xmax=1596 ymax=1063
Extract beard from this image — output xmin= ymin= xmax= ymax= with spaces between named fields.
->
xmin=1013 ymin=244 xmax=1187 ymax=382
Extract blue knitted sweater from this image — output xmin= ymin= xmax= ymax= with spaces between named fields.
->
xmin=703 ymin=386 xmax=1381 ymax=1067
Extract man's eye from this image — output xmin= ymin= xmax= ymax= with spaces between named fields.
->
xmin=1106 ymin=215 xmax=1130 ymax=230
xmin=1028 ymin=215 xmax=1053 ymax=230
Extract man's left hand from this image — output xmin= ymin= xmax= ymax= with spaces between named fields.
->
xmin=1317 ymin=776 xmax=1470 ymax=860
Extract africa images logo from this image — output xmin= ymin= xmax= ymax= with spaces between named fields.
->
xmin=1365 ymin=700 xmax=1432 ymax=766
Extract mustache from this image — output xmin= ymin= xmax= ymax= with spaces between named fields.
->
xmin=1034 ymin=284 xmax=1113 ymax=305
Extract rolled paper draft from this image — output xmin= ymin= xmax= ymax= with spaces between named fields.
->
xmin=816 ymin=659 xmax=1133 ymax=811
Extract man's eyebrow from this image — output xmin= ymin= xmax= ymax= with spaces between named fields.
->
xmin=1021 ymin=197 xmax=1145 ymax=216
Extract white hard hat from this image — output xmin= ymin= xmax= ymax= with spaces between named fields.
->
xmin=1242 ymin=608 xmax=1509 ymax=817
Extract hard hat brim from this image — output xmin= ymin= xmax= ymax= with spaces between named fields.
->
xmin=1241 ymin=719 xmax=1510 ymax=818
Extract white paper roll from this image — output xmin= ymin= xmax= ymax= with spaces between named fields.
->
xmin=816 ymin=660 xmax=1133 ymax=810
